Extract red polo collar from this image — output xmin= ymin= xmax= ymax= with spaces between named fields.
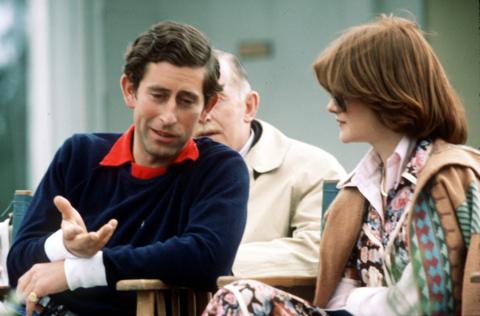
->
xmin=100 ymin=125 xmax=199 ymax=179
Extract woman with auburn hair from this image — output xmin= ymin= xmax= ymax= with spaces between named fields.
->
xmin=202 ymin=15 xmax=480 ymax=316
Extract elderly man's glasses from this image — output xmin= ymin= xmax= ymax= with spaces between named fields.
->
xmin=333 ymin=95 xmax=347 ymax=112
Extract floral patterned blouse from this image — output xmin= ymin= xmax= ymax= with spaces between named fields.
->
xmin=347 ymin=139 xmax=433 ymax=287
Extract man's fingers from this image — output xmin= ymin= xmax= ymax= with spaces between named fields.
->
xmin=96 ymin=219 xmax=118 ymax=243
xmin=53 ymin=196 xmax=76 ymax=220
xmin=26 ymin=299 xmax=40 ymax=316
xmin=62 ymin=222 xmax=84 ymax=240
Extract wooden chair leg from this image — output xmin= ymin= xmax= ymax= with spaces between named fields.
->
xmin=136 ymin=291 xmax=155 ymax=316
xmin=186 ymin=289 xmax=195 ymax=316
xmin=171 ymin=288 xmax=179 ymax=315
xmin=155 ymin=290 xmax=167 ymax=316
xmin=195 ymin=290 xmax=211 ymax=314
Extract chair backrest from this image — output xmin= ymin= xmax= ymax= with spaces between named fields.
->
xmin=0 ymin=190 xmax=32 ymax=295
xmin=321 ymin=180 xmax=339 ymax=234
xmin=12 ymin=190 xmax=32 ymax=242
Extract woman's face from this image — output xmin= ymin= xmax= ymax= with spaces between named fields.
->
xmin=327 ymin=97 xmax=391 ymax=146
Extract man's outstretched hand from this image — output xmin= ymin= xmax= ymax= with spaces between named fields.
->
xmin=53 ymin=196 xmax=118 ymax=258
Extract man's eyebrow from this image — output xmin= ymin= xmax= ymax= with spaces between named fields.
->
xmin=147 ymin=86 xmax=169 ymax=93
xmin=178 ymin=90 xmax=200 ymax=100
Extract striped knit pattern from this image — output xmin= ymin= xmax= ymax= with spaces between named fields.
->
xmin=456 ymin=181 xmax=480 ymax=246
xmin=410 ymin=229 xmax=429 ymax=311
xmin=427 ymin=192 xmax=455 ymax=312
xmin=411 ymin=190 xmax=453 ymax=315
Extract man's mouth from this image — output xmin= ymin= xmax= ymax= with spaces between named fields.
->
xmin=151 ymin=128 xmax=178 ymax=140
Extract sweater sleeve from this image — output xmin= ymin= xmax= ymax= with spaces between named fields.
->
xmin=6 ymin=139 xmax=71 ymax=287
xmin=102 ymin=151 xmax=249 ymax=290
xmin=6 ymin=134 xmax=110 ymax=287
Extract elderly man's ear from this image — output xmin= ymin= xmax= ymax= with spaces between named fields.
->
xmin=244 ymin=91 xmax=260 ymax=123
xmin=200 ymin=94 xmax=219 ymax=122
xmin=205 ymin=94 xmax=219 ymax=112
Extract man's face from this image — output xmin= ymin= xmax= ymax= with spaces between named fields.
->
xmin=194 ymin=59 xmax=252 ymax=152
xmin=122 ymin=61 xmax=211 ymax=167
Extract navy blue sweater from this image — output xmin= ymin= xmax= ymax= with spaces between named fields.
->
xmin=7 ymin=133 xmax=249 ymax=315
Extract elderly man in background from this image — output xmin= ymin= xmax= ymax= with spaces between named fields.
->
xmin=195 ymin=50 xmax=346 ymax=277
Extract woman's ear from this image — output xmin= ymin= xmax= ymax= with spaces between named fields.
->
xmin=120 ymin=74 xmax=136 ymax=109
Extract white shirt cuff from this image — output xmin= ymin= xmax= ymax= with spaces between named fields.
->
xmin=44 ymin=229 xmax=76 ymax=261
xmin=344 ymin=263 xmax=419 ymax=316
xmin=326 ymin=277 xmax=359 ymax=309
xmin=64 ymin=251 xmax=107 ymax=290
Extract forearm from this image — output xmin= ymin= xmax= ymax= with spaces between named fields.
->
xmin=7 ymin=235 xmax=51 ymax=287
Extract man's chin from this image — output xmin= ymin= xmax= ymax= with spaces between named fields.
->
xmin=144 ymin=143 xmax=184 ymax=164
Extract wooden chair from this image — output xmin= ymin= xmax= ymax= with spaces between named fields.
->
xmin=472 ymin=273 xmax=480 ymax=283
xmin=116 ymin=280 xmax=211 ymax=316
xmin=0 ymin=190 xmax=33 ymax=298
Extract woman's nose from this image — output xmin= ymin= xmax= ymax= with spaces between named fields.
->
xmin=326 ymin=99 xmax=338 ymax=113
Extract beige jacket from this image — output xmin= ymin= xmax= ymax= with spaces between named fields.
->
xmin=314 ymin=140 xmax=480 ymax=315
xmin=232 ymin=120 xmax=345 ymax=276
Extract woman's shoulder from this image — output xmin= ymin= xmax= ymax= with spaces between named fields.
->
xmin=427 ymin=139 xmax=480 ymax=176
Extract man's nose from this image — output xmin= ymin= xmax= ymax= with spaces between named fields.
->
xmin=159 ymin=100 xmax=178 ymax=125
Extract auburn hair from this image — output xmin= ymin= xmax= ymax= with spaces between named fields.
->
xmin=313 ymin=15 xmax=467 ymax=144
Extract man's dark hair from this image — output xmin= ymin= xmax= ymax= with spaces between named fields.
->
xmin=124 ymin=21 xmax=222 ymax=105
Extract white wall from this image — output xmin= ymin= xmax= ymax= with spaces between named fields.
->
xmin=426 ymin=0 xmax=480 ymax=148
xmin=27 ymin=0 xmax=105 ymax=189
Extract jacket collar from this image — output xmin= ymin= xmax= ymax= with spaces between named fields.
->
xmin=245 ymin=119 xmax=290 ymax=174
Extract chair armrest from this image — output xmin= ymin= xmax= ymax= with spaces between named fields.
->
xmin=217 ymin=275 xmax=316 ymax=288
xmin=471 ymin=272 xmax=480 ymax=283
xmin=116 ymin=279 xmax=173 ymax=291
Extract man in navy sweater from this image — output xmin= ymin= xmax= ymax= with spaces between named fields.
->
xmin=7 ymin=21 xmax=249 ymax=315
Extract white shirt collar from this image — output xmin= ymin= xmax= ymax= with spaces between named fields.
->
xmin=338 ymin=136 xmax=416 ymax=216
xmin=239 ymin=129 xmax=255 ymax=157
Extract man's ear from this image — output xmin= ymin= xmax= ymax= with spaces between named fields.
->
xmin=120 ymin=74 xmax=136 ymax=109
xmin=244 ymin=91 xmax=259 ymax=123
xmin=200 ymin=94 xmax=218 ymax=122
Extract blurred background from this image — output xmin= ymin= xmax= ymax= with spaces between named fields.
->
xmin=0 ymin=0 xmax=479 ymax=210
